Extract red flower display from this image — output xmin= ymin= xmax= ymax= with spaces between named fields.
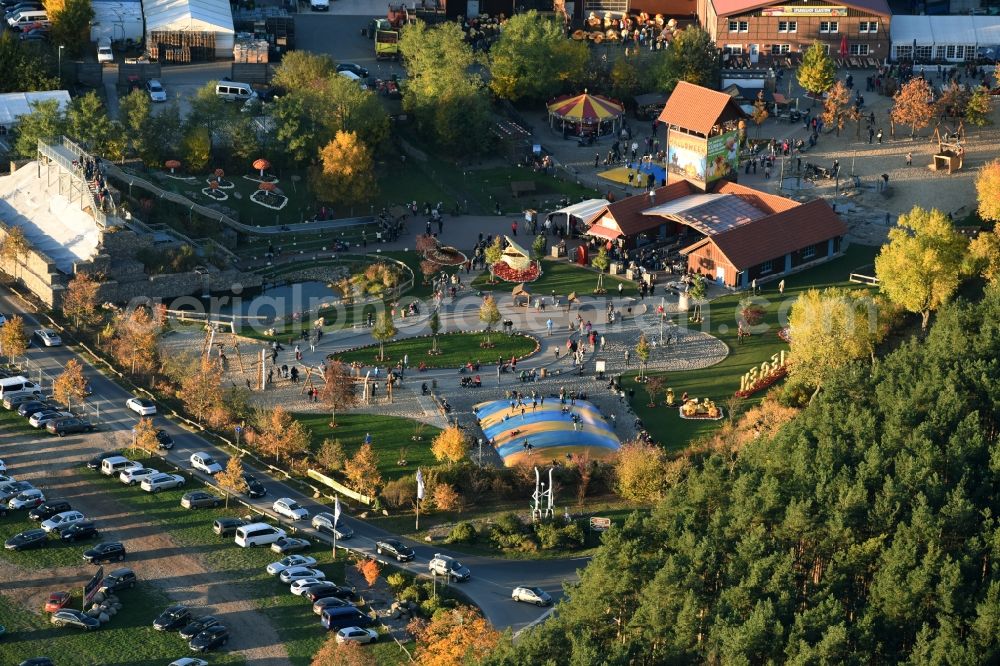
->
xmin=493 ymin=261 xmax=541 ymax=283
xmin=733 ymin=365 xmax=788 ymax=399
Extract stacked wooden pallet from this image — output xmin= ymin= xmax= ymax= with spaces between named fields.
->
xmin=148 ymin=31 xmax=216 ymax=62
xmin=234 ymin=37 xmax=270 ymax=63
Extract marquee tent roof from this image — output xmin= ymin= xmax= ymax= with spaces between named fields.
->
xmin=890 ymin=15 xmax=1000 ymax=47
xmin=545 ymin=198 xmax=610 ymax=227
xmin=0 ymin=91 xmax=70 ymax=130
xmin=142 ymin=0 xmax=234 ymax=55
xmin=547 ymin=93 xmax=624 ymax=123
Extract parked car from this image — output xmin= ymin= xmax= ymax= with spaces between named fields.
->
xmin=242 ymin=472 xmax=265 ymax=497
xmin=17 ymin=400 xmax=52 ymax=417
xmin=33 ymin=328 xmax=61 ymax=346
xmin=58 ymin=520 xmax=101 ymax=541
xmin=83 ymin=542 xmax=127 ymax=564
xmin=155 ymin=429 xmax=174 ymax=449
xmin=280 ymin=566 xmax=326 ymax=584
xmin=179 ymin=616 xmax=220 ymax=640
xmin=375 ymin=538 xmax=414 ymax=562
xmin=0 ymin=480 xmax=33 ymax=503
xmin=168 ymin=659 xmax=208 ymax=666
xmin=306 ymin=583 xmax=357 ymax=603
xmin=4 ymin=393 xmax=43 ymax=410
xmin=59 ymin=521 xmax=99 ymax=542
xmin=86 ymin=451 xmax=121 ymax=470
xmin=120 ymin=467 xmax=160 ymax=485
xmin=18 ymin=658 xmax=54 ymax=666
xmin=145 ymin=78 xmax=167 ymax=102
xmin=154 ymin=605 xmax=192 ymax=631
xmin=50 ymin=609 xmax=99 ymax=631
xmin=29 ymin=499 xmax=71 ymax=521
xmin=289 ymin=578 xmax=328 ymax=596
xmin=266 ymin=554 xmax=317 ymax=575
xmin=126 ymin=397 xmax=157 ymax=416
xmin=270 ymin=536 xmax=311 ymax=554
xmin=181 ymin=491 xmax=223 ymax=510
xmin=428 ymin=553 xmax=471 ymax=581
xmin=336 ymin=62 xmax=369 ymax=79
xmin=44 ymin=591 xmax=71 ymax=613
xmin=511 ymin=586 xmax=553 ymax=606
xmin=8 ymin=488 xmax=45 ymax=510
xmin=47 ymin=417 xmax=95 ymax=436
xmin=5 ymin=528 xmax=48 ymax=550
xmin=273 ymin=498 xmax=308 ymax=521
xmin=312 ymin=596 xmax=350 ymax=615
xmin=29 ymin=410 xmax=72 ymax=428
xmin=19 ymin=28 xmax=48 ymax=41
xmin=312 ymin=512 xmax=352 ymax=539
xmin=188 ymin=624 xmax=229 ymax=652
xmin=211 ymin=517 xmax=246 ymax=537
xmin=41 ymin=510 xmax=85 ymax=534
xmin=336 ymin=626 xmax=378 ymax=645
xmin=98 ymin=567 xmax=137 ymax=594
xmin=141 ymin=473 xmax=186 ymax=493
xmin=189 ymin=452 xmax=222 ymax=475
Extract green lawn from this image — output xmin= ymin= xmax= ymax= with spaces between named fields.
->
xmin=331 ymin=332 xmax=538 ymax=369
xmin=293 ymin=413 xmax=441 ymax=484
xmin=463 ymin=166 xmax=603 ymax=216
xmin=628 ymin=245 xmax=880 ymax=450
xmin=0 ymin=584 xmax=244 ymax=666
xmin=473 ymin=258 xmax=639 ymax=297
xmin=0 ymin=512 xmax=93 ymax=569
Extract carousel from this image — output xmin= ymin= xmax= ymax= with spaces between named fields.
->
xmin=547 ymin=91 xmax=625 ymax=138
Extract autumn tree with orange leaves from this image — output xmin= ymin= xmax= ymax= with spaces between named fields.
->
xmin=355 ymin=557 xmax=381 ymax=588
xmin=310 ymin=635 xmax=375 ymax=666
xmin=408 ymin=605 xmax=501 ymax=666
xmin=891 ymin=77 xmax=935 ymax=138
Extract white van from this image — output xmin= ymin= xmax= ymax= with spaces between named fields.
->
xmin=234 ymin=522 xmax=286 ymax=548
xmin=97 ymin=38 xmax=114 ymax=64
xmin=0 ymin=376 xmax=41 ymax=400
xmin=7 ymin=10 xmax=47 ymax=28
xmin=310 ymin=0 xmax=329 ymax=10
xmin=215 ymin=81 xmax=256 ymax=103
xmin=101 ymin=456 xmax=136 ymax=476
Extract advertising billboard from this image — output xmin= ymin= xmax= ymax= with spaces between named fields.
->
xmin=667 ymin=131 xmax=707 ymax=184
xmin=761 ymin=5 xmax=847 ymax=15
xmin=706 ymin=130 xmax=740 ymax=184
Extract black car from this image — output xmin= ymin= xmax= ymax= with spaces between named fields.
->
xmin=189 ymin=624 xmax=229 ymax=652
xmin=336 ymin=62 xmax=369 ymax=79
xmin=50 ymin=609 xmax=100 ymax=631
xmin=243 ymin=472 xmax=266 ymax=498
xmin=29 ymin=499 xmax=72 ymax=521
xmin=87 ymin=451 xmax=121 ymax=470
xmin=17 ymin=401 xmax=52 ymax=417
xmin=5 ymin=528 xmax=48 ymax=551
xmin=47 ymin=417 xmax=95 ymax=436
xmin=83 ymin=542 xmax=127 ymax=564
xmin=18 ymin=658 xmax=55 ymax=666
xmin=212 ymin=517 xmax=247 ymax=537
xmin=155 ymin=429 xmax=174 ymax=450
xmin=98 ymin=567 xmax=136 ymax=594
xmin=307 ymin=583 xmax=357 ymax=602
xmin=179 ymin=615 xmax=220 ymax=640
xmin=312 ymin=596 xmax=350 ymax=615
xmin=153 ymin=604 xmax=192 ymax=631
xmin=375 ymin=538 xmax=415 ymax=562
xmin=60 ymin=521 xmax=99 ymax=542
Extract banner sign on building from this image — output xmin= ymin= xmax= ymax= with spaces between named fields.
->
xmin=84 ymin=565 xmax=104 ymax=606
xmin=761 ymin=5 xmax=847 ymax=15
xmin=706 ymin=130 xmax=740 ymax=184
xmin=668 ymin=129 xmax=739 ymax=186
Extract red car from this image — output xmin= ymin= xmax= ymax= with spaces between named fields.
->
xmin=44 ymin=591 xmax=71 ymax=613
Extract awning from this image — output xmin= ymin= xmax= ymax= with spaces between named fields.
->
xmin=546 ymin=198 xmax=610 ymax=227
xmin=585 ymin=225 xmax=623 ymax=240
xmin=547 ymin=93 xmax=625 ymax=123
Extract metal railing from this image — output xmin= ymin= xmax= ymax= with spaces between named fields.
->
xmin=37 ymin=137 xmax=116 ymax=229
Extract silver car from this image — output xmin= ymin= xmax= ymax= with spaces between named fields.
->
xmin=512 ymin=586 xmax=553 ymax=606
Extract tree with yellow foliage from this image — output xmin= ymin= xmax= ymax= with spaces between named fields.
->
xmin=216 ymin=455 xmax=248 ymax=508
xmin=875 ymin=206 xmax=967 ymax=331
xmin=975 ymin=159 xmax=1000 ymax=223
xmin=613 ymin=439 xmax=668 ymax=503
xmin=53 ymin=359 xmax=88 ymax=410
xmin=254 ymin=406 xmax=310 ymax=463
xmin=343 ymin=442 xmax=383 ymax=500
xmin=311 ymin=130 xmax=376 ymax=207
xmin=181 ymin=355 xmax=223 ymax=424
xmin=310 ymin=635 xmax=375 ymax=666
xmin=110 ymin=307 xmax=160 ymax=378
xmin=409 ymin=605 xmax=501 ymax=666
xmin=131 ymin=417 xmax=160 ymax=457
xmin=430 ymin=425 xmax=467 ymax=464
xmin=0 ymin=314 xmax=28 ymax=363
xmin=62 ymin=273 xmax=101 ymax=329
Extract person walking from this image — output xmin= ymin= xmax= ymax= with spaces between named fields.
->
xmin=511 ymin=220 xmax=518 ymax=236
xmin=906 ymin=152 xmax=913 ymax=166
xmin=618 ymin=282 xmax=624 ymax=297
xmin=868 ymin=127 xmax=875 ymax=144
xmin=624 ymin=349 xmax=630 ymax=366
xmin=876 ymin=128 xmax=883 ymax=144
xmin=546 ymin=318 xmax=553 ymax=336
xmin=778 ymin=279 xmax=785 ymax=294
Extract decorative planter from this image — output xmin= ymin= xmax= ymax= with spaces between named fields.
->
xmin=251 ymin=190 xmax=289 ymax=210
xmin=201 ymin=188 xmax=229 ymax=201
xmin=206 ymin=177 xmax=235 ymax=190
xmin=733 ymin=365 xmax=788 ymax=398
xmin=679 ymin=399 xmax=724 ymax=420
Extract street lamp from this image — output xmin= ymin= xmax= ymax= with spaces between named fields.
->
xmin=58 ymin=45 xmax=64 ymax=83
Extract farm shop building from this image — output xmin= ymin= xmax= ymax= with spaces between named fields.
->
xmin=697 ymin=0 xmax=891 ymax=63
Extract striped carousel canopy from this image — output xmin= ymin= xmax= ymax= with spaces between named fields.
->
xmin=547 ymin=92 xmax=624 ymax=123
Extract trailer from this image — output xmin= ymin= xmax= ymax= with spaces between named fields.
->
xmin=375 ymin=29 xmax=399 ymax=60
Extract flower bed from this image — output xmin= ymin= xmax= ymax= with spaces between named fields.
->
xmin=201 ymin=188 xmax=229 ymax=201
xmin=250 ymin=190 xmax=289 ymax=210
xmin=205 ymin=177 xmax=235 ymax=189
xmin=424 ymin=246 xmax=467 ymax=266
xmin=733 ymin=365 xmax=788 ymax=399
xmin=493 ymin=260 xmax=541 ymax=283
xmin=678 ymin=398 xmax=724 ymax=420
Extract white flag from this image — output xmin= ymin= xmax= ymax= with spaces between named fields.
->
xmin=333 ymin=496 xmax=341 ymax=527
xmin=416 ymin=468 xmax=425 ymax=500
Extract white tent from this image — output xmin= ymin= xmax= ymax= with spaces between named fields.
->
xmin=546 ymin=198 xmax=611 ymax=236
xmin=892 ymin=14 xmax=1000 ymax=61
xmin=0 ymin=91 xmax=70 ymax=132
xmin=90 ymin=1 xmax=144 ymax=43
xmin=142 ymin=0 xmax=234 ymax=57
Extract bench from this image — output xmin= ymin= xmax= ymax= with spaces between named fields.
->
xmin=510 ymin=180 xmax=537 ymax=197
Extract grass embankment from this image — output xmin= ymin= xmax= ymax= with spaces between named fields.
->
xmin=627 ymin=245 xmax=880 ymax=450
xmin=331 ymin=332 xmax=538 ymax=370
xmin=473 ymin=259 xmax=639 ymax=298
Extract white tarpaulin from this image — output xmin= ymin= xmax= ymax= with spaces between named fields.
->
xmin=546 ymin=199 xmax=611 ymax=227
xmin=142 ymin=0 xmax=234 ymax=57
xmin=91 ymin=1 xmax=144 ymax=42
xmin=892 ymin=15 xmax=1000 ymax=60
xmin=0 ymin=162 xmax=100 ymax=274
xmin=0 ymin=91 xmax=70 ymax=132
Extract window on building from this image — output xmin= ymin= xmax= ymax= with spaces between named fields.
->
xmin=915 ymin=45 xmax=932 ymax=60
xmin=739 ymin=20 xmax=748 ymax=32
xmin=777 ymin=20 xmax=796 ymax=32
xmin=802 ymin=245 xmax=816 ymax=259
xmin=770 ymin=44 xmax=790 ymax=55
xmin=724 ymin=44 xmax=744 ymax=54
xmin=859 ymin=20 xmax=878 ymax=33
xmin=729 ymin=20 xmax=738 ymax=32
xmin=820 ymin=21 xmax=839 ymax=33
xmin=956 ymin=45 xmax=967 ymax=59
xmin=850 ymin=44 xmax=870 ymax=56
xmin=896 ymin=45 xmax=913 ymax=59
xmin=935 ymin=46 xmax=947 ymax=60
xmin=760 ymin=260 xmax=774 ymax=274
xmin=946 ymin=45 xmax=956 ymax=59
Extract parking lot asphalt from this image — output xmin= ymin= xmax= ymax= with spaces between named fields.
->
xmin=0 ymin=286 xmax=584 ymax=633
